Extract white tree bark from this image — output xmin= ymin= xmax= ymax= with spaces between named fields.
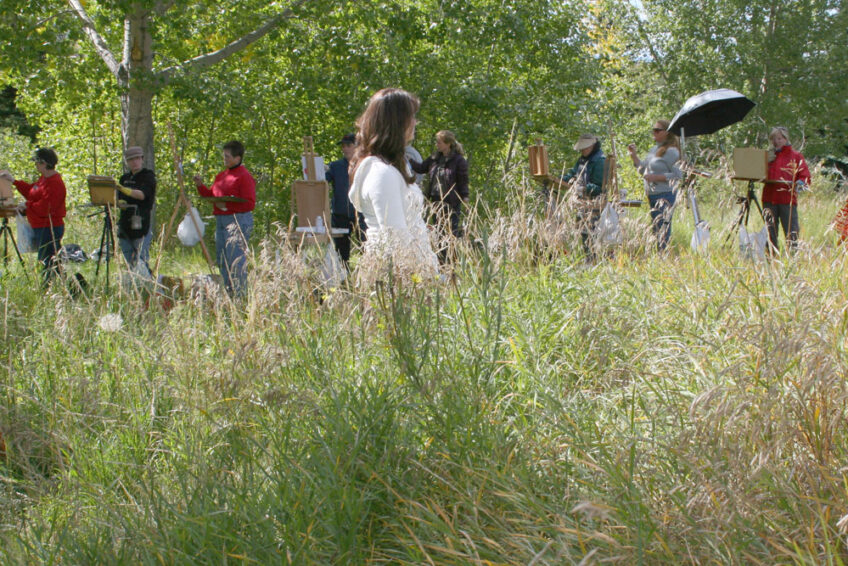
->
xmin=121 ymin=5 xmax=156 ymax=169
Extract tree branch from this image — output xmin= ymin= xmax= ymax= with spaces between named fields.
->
xmin=636 ymin=20 xmax=670 ymax=88
xmin=154 ymin=0 xmax=176 ymax=16
xmin=67 ymin=0 xmax=121 ymax=78
xmin=158 ymin=0 xmax=307 ymax=84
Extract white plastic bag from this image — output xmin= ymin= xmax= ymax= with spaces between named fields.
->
xmin=177 ymin=206 xmax=206 ymax=247
xmin=739 ymin=226 xmax=767 ymax=261
xmin=595 ymin=203 xmax=621 ymax=245
xmin=690 ymin=220 xmax=710 ymax=252
xmin=319 ymin=246 xmax=346 ymax=288
xmin=15 ymin=212 xmax=36 ymax=254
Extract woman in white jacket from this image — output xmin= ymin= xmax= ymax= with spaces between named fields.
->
xmin=348 ymin=88 xmax=438 ymax=284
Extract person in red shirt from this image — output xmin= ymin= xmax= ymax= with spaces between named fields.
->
xmin=762 ymin=126 xmax=811 ymax=254
xmin=1 ymin=148 xmax=67 ymax=284
xmin=193 ymin=140 xmax=256 ymax=297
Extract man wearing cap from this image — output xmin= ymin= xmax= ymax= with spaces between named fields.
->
xmin=117 ymin=146 xmax=157 ymax=272
xmin=560 ymin=133 xmax=606 ymax=262
xmin=325 ymin=133 xmax=363 ymax=265
xmin=0 ymin=148 xmax=67 ymax=284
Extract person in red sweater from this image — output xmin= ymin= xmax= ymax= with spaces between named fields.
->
xmin=1 ymin=148 xmax=67 ymax=284
xmin=762 ymin=126 xmax=811 ymax=254
xmin=193 ymin=140 xmax=256 ymax=297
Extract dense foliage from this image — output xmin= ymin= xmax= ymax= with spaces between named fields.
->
xmin=2 ymin=0 xmax=842 ymax=237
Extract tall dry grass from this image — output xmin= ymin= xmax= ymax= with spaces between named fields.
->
xmin=1 ymin=173 xmax=847 ymax=564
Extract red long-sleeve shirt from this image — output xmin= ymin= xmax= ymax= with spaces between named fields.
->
xmin=196 ymin=164 xmax=256 ymax=215
xmin=762 ymin=145 xmax=811 ymax=206
xmin=14 ymin=173 xmax=67 ymax=228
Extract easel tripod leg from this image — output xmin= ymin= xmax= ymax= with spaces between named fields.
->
xmin=96 ymin=213 xmax=107 ymax=276
xmin=1 ymin=219 xmax=31 ymax=281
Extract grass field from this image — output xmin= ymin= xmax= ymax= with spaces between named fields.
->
xmin=1 ymin=179 xmax=847 ymax=564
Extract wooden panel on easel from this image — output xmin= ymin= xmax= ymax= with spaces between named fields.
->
xmin=0 ymin=177 xmax=15 ymax=206
xmin=733 ymin=148 xmax=767 ymax=180
xmin=528 ymin=141 xmax=549 ymax=178
xmin=602 ymin=155 xmax=616 ymax=193
xmin=87 ymin=175 xmax=117 ymax=206
xmin=0 ymin=176 xmax=13 ymax=203
xmin=291 ymin=180 xmax=331 ymax=242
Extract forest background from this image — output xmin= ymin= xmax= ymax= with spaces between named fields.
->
xmin=1 ymin=0 xmax=846 ymax=232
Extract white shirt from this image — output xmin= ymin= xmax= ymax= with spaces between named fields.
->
xmin=349 ymin=156 xmax=438 ymax=279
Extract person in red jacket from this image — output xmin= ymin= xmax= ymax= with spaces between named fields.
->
xmin=193 ymin=140 xmax=256 ymax=297
xmin=762 ymin=126 xmax=811 ymax=255
xmin=1 ymin=148 xmax=67 ymax=284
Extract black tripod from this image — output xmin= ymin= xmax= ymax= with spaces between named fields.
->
xmin=94 ymin=205 xmax=117 ymax=282
xmin=0 ymin=212 xmax=28 ymax=278
xmin=725 ymin=180 xmax=764 ymax=244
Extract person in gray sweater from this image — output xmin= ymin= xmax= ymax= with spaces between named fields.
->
xmin=627 ymin=119 xmax=682 ymax=251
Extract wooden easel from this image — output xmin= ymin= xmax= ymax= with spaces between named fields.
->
xmin=607 ymin=124 xmax=642 ymax=209
xmin=604 ymin=124 xmax=619 ymax=202
xmin=157 ymin=123 xmax=216 ymax=276
xmin=290 ymin=136 xmax=332 ymax=245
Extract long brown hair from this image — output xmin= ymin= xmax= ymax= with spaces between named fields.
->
xmin=655 ymin=119 xmax=680 ymax=157
xmin=436 ymin=130 xmax=464 ymax=156
xmin=350 ymin=88 xmax=420 ymax=184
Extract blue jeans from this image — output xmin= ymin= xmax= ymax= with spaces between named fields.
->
xmin=118 ymin=236 xmax=150 ymax=272
xmin=215 ymin=212 xmax=253 ymax=296
xmin=648 ymin=192 xmax=675 ymax=252
xmin=141 ymin=229 xmax=153 ymax=264
xmin=33 ymin=225 xmax=64 ymax=285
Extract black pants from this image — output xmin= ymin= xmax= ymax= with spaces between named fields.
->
xmin=763 ymin=202 xmax=799 ymax=254
xmin=433 ymin=200 xmax=462 ymax=264
xmin=33 ymin=225 xmax=64 ymax=285
xmin=576 ymin=207 xmax=601 ymax=263
xmin=331 ymin=214 xmax=364 ymax=263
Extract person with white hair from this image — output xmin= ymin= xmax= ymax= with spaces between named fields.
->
xmin=761 ymin=126 xmax=811 ymax=254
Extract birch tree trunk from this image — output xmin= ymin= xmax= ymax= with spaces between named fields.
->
xmin=121 ymin=5 xmax=156 ymax=171
xmin=67 ymin=0 xmax=308 ymax=173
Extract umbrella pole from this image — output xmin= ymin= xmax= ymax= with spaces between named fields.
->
xmin=681 ymin=128 xmax=699 ymax=224
xmin=682 ymin=128 xmax=709 ymax=250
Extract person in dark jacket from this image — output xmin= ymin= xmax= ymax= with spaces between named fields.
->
xmin=2 ymin=148 xmax=67 ymax=284
xmin=410 ymin=130 xmax=469 ymax=262
xmin=562 ymin=134 xmax=605 ymax=262
xmin=325 ymin=133 xmax=363 ymax=264
xmin=116 ymin=146 xmax=156 ymax=272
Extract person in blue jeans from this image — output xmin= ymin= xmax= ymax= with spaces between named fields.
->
xmin=215 ymin=212 xmax=253 ymax=295
xmin=627 ymin=119 xmax=682 ymax=252
xmin=194 ymin=140 xmax=256 ymax=297
xmin=3 ymin=148 xmax=67 ymax=285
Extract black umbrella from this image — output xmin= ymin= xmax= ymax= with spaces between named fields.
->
xmin=667 ymin=88 xmax=755 ymax=136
